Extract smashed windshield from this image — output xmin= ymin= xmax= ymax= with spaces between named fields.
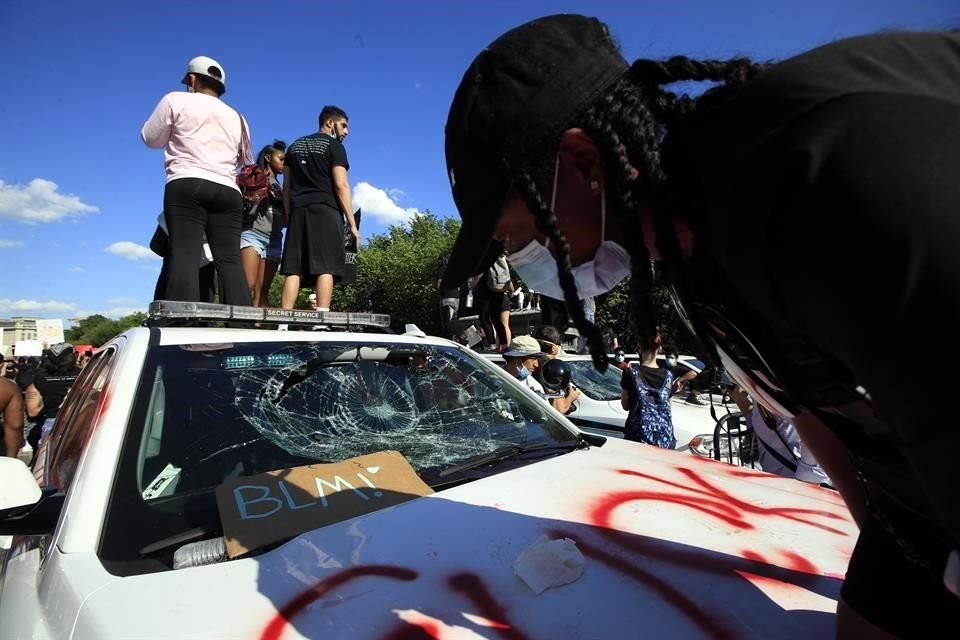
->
xmin=565 ymin=360 xmax=624 ymax=401
xmin=135 ymin=341 xmax=575 ymax=501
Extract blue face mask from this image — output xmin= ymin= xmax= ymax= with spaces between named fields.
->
xmin=615 ymin=354 xmax=625 ymax=363
xmin=517 ymin=364 xmax=530 ymax=380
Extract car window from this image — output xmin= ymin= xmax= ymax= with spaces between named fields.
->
xmin=45 ymin=348 xmax=116 ymax=491
xmin=564 ymin=361 xmax=623 ymax=401
xmin=101 ymin=341 xmax=577 ymax=574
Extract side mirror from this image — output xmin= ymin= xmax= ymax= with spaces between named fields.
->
xmin=0 ymin=457 xmax=41 ymax=513
xmin=0 ymin=458 xmax=64 ymax=535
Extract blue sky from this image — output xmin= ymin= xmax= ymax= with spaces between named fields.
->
xmin=0 ymin=0 xmax=955 ymax=321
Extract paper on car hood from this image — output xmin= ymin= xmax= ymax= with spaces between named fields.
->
xmin=75 ymin=439 xmax=856 ymax=639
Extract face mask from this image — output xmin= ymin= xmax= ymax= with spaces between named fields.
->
xmin=615 ymin=354 xmax=625 ymax=363
xmin=665 ymin=357 xmax=678 ymax=367
xmin=517 ymin=364 xmax=530 ymax=380
xmin=507 ymin=155 xmax=631 ymax=301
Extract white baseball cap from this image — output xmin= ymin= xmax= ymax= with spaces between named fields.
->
xmin=181 ymin=56 xmax=226 ymax=91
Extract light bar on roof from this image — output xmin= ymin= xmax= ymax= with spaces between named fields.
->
xmin=148 ymin=301 xmax=391 ymax=329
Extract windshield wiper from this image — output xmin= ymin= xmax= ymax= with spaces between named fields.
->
xmin=437 ymin=438 xmax=584 ymax=479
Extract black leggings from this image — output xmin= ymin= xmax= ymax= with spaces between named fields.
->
xmin=160 ymin=178 xmax=251 ymax=306
xmin=478 ymin=290 xmax=509 ymax=348
xmin=155 ymin=261 xmax=218 ymax=303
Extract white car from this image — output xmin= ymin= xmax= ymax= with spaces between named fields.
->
xmin=0 ymin=302 xmax=856 ymax=638
xmin=560 ymin=356 xmax=727 ymax=449
xmin=484 ymin=353 xmax=727 ymax=450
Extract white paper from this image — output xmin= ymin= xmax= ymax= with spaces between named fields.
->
xmin=513 ymin=535 xmax=586 ymax=595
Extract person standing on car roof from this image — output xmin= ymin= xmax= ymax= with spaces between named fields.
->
xmin=1 ymin=377 xmax=24 ymax=457
xmin=440 ymin=15 xmax=960 ymax=635
xmin=435 ymin=252 xmax=462 ymax=340
xmin=24 ymin=343 xmax=81 ymax=463
xmin=141 ymin=56 xmax=252 ymax=308
xmin=280 ymin=106 xmax=360 ymax=314
xmin=240 ymin=140 xmax=287 ymax=307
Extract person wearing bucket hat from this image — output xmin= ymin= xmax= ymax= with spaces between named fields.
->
xmin=141 ymin=55 xmax=253 ymax=309
xmin=502 ymin=335 xmax=546 ymax=396
xmin=445 ymin=14 xmax=960 ymax=636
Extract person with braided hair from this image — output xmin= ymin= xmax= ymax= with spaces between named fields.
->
xmin=442 ymin=14 xmax=960 ymax=638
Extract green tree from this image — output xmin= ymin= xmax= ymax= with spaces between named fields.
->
xmin=335 ymin=212 xmax=461 ymax=332
xmin=65 ymin=311 xmax=147 ymax=347
xmin=264 ymin=212 xmax=462 ymax=333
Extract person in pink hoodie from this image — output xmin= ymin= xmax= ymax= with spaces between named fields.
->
xmin=142 ymin=56 xmax=252 ymax=307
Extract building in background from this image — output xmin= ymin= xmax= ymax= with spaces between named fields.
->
xmin=0 ymin=317 xmax=64 ymax=357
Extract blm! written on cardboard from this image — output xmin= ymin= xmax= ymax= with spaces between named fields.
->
xmin=215 ymin=450 xmax=433 ymax=558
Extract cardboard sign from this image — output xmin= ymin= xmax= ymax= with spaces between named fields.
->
xmin=215 ymin=451 xmax=433 ymax=558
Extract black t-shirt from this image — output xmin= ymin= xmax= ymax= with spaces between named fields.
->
xmin=285 ymin=133 xmax=349 ymax=211
xmin=35 ymin=366 xmax=81 ymax=420
xmin=621 ymin=365 xmax=668 ymax=409
xmin=662 ymin=30 xmax=960 ymax=449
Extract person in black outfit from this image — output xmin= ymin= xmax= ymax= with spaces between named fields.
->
xmin=24 ymin=343 xmax=81 ymax=463
xmin=280 ymin=106 xmax=360 ymax=312
xmin=435 ymin=253 xmax=462 ymax=340
xmin=441 ymin=15 xmax=960 ymax=637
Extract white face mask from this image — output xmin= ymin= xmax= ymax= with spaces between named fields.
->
xmin=507 ymin=155 xmax=631 ymax=301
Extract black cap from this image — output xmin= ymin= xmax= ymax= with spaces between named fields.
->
xmin=442 ymin=14 xmax=628 ymax=287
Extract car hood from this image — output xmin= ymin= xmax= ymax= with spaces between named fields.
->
xmin=76 ymin=440 xmax=856 ymax=639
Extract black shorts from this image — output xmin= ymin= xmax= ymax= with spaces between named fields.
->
xmin=280 ymin=203 xmax=344 ymax=277
xmin=487 ymin=289 xmax=510 ymax=313
xmin=841 ymin=512 xmax=960 ymax=638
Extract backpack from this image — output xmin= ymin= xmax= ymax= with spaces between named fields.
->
xmin=487 ymin=256 xmax=511 ymax=292
xmin=237 ymin=165 xmax=269 ymax=226
xmin=624 ymin=365 xmax=676 ymax=449
xmin=235 ymin=115 xmax=266 ymax=227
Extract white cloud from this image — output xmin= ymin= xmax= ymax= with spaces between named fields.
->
xmin=0 ymin=178 xmax=98 ymax=224
xmin=0 ymin=239 xmax=23 ymax=248
xmin=67 ymin=266 xmax=85 ymax=273
xmin=105 ymin=241 xmax=161 ymax=262
xmin=352 ymin=182 xmax=421 ymax=226
xmin=0 ymin=299 xmax=75 ymax=313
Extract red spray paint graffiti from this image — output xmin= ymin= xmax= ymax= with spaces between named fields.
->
xmin=262 ymin=568 xmax=530 ymax=640
xmin=261 ymin=465 xmax=850 ymax=639
xmin=601 ymin=468 xmax=850 ymax=536
xmin=260 ymin=566 xmax=418 ymax=640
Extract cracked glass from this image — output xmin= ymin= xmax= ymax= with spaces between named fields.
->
xmin=135 ymin=341 xmax=576 ymax=500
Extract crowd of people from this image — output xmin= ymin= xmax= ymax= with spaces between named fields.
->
xmin=142 ymin=57 xmax=358 ymax=318
xmin=1 ymin=344 xmax=86 ymax=464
